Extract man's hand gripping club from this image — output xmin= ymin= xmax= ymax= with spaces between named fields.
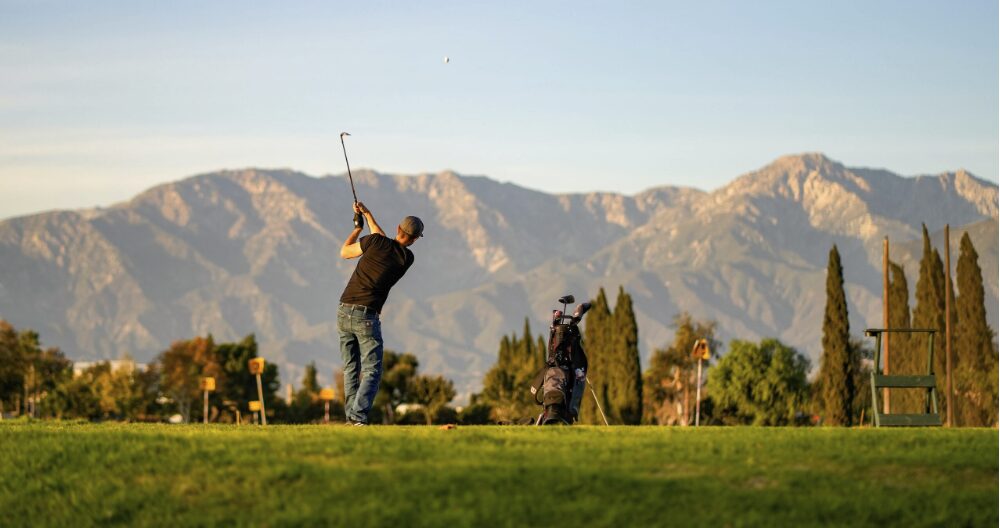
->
xmin=341 ymin=202 xmax=384 ymax=259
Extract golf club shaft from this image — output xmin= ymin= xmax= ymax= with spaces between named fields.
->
xmin=340 ymin=135 xmax=358 ymax=204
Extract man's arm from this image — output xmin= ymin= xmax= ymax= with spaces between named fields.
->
xmin=341 ymin=227 xmax=363 ymax=259
xmin=356 ymin=202 xmax=385 ymax=237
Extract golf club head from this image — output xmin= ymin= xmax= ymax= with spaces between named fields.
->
xmin=557 ymin=295 xmax=575 ymax=305
xmin=572 ymin=302 xmax=591 ymax=322
xmin=340 ymin=132 xmax=350 ymax=138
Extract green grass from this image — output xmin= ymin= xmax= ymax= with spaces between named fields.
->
xmin=1 ymin=422 xmax=996 ymax=527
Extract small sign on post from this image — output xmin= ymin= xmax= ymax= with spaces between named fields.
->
xmin=319 ymin=388 xmax=336 ymax=423
xmin=691 ymin=339 xmax=711 ymax=427
xmin=248 ymin=358 xmax=267 ymax=426
xmin=249 ymin=400 xmax=262 ymax=425
xmin=199 ymin=377 xmax=216 ymax=424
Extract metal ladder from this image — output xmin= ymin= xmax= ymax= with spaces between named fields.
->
xmin=865 ymin=328 xmax=942 ymax=427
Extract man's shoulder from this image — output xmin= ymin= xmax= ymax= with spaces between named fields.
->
xmin=361 ymin=233 xmax=388 ymax=250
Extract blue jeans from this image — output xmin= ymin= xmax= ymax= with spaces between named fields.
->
xmin=337 ymin=303 xmax=384 ymax=424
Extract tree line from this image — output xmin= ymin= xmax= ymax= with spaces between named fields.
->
xmin=818 ymin=227 xmax=998 ymax=426
xmin=3 ymin=227 xmax=993 ymax=427
xmin=478 ymin=228 xmax=995 ymax=427
xmin=0 ymin=328 xmax=460 ymax=425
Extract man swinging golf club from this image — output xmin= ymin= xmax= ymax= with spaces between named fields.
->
xmin=337 ymin=133 xmax=424 ymax=425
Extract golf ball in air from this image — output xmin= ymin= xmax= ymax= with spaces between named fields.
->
xmin=444 ymin=56 xmax=450 ymax=64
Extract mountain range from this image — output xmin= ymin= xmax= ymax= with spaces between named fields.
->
xmin=0 ymin=153 xmax=996 ymax=395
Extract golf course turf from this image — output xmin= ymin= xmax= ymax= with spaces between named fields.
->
xmin=1 ymin=422 xmax=996 ymax=527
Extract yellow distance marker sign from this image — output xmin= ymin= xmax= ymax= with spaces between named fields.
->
xmin=199 ymin=377 xmax=216 ymax=391
xmin=248 ymin=357 xmax=265 ymax=375
xmin=248 ymin=400 xmax=262 ymax=412
xmin=319 ymin=388 xmax=335 ymax=401
xmin=692 ymin=339 xmax=711 ymax=360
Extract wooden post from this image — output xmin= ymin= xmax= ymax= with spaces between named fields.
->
xmin=944 ymin=224 xmax=954 ymax=427
xmin=249 ymin=400 xmax=262 ymax=425
xmin=199 ymin=377 xmax=216 ymax=424
xmin=248 ymin=358 xmax=267 ymax=426
xmin=695 ymin=358 xmax=703 ymax=427
xmin=691 ymin=339 xmax=710 ymax=427
xmin=320 ymin=388 xmax=335 ymax=424
xmin=256 ymin=375 xmax=267 ymax=426
xmin=27 ymin=365 xmax=35 ymax=418
xmin=882 ymin=237 xmax=890 ymax=414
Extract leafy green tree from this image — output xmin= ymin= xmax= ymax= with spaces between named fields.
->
xmin=458 ymin=401 xmax=493 ymax=424
xmin=42 ymin=365 xmax=102 ymax=420
xmin=159 ymin=336 xmax=218 ymax=423
xmin=372 ymin=350 xmax=419 ymax=424
xmin=0 ymin=321 xmax=71 ymax=417
xmin=707 ymin=338 xmax=810 ymax=425
xmin=409 ymin=374 xmax=457 ymax=425
xmin=579 ymin=288 xmax=612 ymax=424
xmin=954 ymin=233 xmax=998 ymax=426
xmin=480 ymin=320 xmax=545 ymax=422
xmin=0 ymin=320 xmax=25 ymax=414
xmin=214 ymin=334 xmax=281 ymax=423
xmin=480 ymin=336 xmax=515 ymax=420
xmin=287 ymin=362 xmax=326 ymax=423
xmin=41 ymin=360 xmax=159 ymax=421
xmin=818 ymin=245 xmax=855 ymax=425
xmin=301 ymin=362 xmax=321 ymax=394
xmin=643 ymin=313 xmax=718 ymax=425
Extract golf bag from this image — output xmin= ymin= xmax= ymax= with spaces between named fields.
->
xmin=531 ymin=296 xmax=590 ymax=425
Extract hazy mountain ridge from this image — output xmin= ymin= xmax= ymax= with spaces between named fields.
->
xmin=0 ymin=154 xmax=996 ymax=393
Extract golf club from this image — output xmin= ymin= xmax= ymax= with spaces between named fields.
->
xmin=339 ymin=132 xmax=363 ymax=229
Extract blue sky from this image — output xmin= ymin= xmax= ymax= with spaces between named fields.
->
xmin=1 ymin=0 xmax=997 ymax=218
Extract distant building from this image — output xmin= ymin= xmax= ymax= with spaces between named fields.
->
xmin=72 ymin=359 xmax=147 ymax=377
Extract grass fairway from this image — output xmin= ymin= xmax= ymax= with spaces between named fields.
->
xmin=1 ymin=422 xmax=996 ymax=527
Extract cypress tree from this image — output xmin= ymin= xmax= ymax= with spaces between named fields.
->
xmin=911 ymin=225 xmax=950 ymax=417
xmin=611 ymin=286 xmax=642 ymax=424
xmin=954 ymin=233 xmax=998 ymax=426
xmin=579 ymin=288 xmax=612 ymax=424
xmin=887 ymin=260 xmax=921 ymax=413
xmin=535 ymin=336 xmax=547 ymax=370
xmin=819 ymin=245 xmax=855 ymax=425
xmin=302 ymin=362 xmax=321 ymax=394
xmin=481 ymin=335 xmax=516 ymax=420
xmin=518 ymin=318 xmax=534 ymax=383
xmin=514 ymin=318 xmax=542 ymax=416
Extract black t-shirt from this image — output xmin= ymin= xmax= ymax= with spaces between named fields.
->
xmin=340 ymin=233 xmax=414 ymax=313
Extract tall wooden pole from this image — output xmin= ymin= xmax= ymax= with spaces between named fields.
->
xmin=695 ymin=358 xmax=703 ymax=427
xmin=944 ymin=225 xmax=954 ymax=427
xmin=883 ymin=237 xmax=890 ymax=414
xmin=255 ymin=373 xmax=267 ymax=426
